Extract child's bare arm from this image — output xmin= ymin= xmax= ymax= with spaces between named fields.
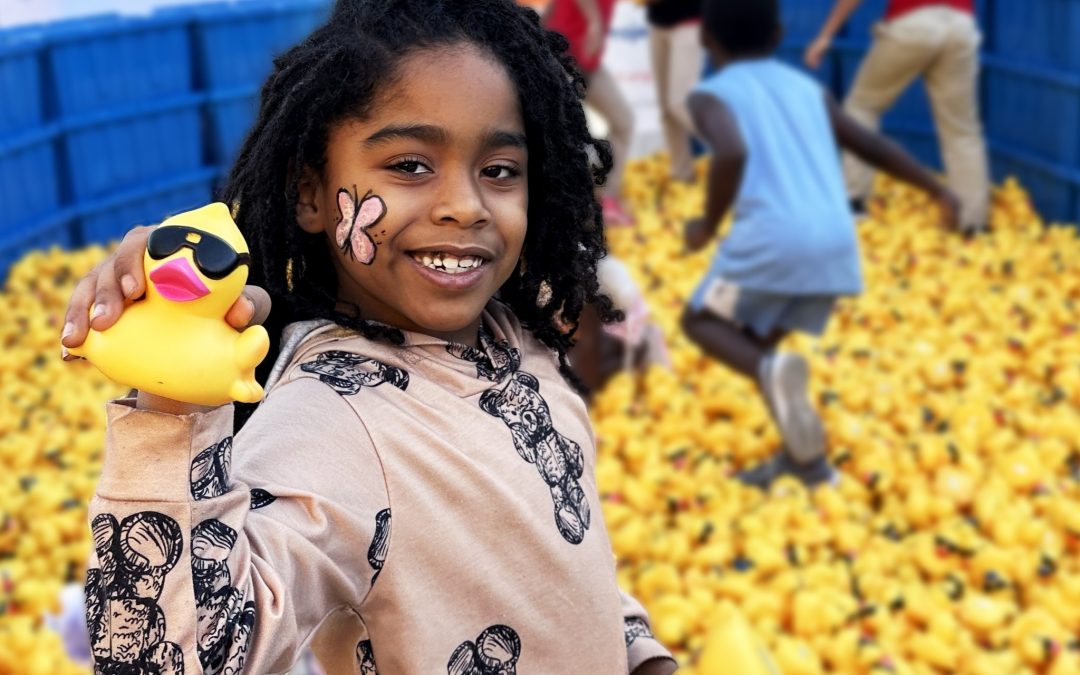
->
xmin=685 ymin=92 xmax=747 ymax=251
xmin=805 ymin=0 xmax=864 ymax=68
xmin=826 ymin=93 xmax=961 ymax=228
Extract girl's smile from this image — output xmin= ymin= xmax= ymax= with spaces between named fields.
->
xmin=296 ymin=44 xmax=528 ymax=347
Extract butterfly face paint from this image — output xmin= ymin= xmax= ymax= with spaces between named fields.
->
xmin=335 ymin=187 xmax=387 ymax=265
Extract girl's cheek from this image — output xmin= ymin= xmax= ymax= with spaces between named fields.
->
xmin=334 ymin=186 xmax=388 ymax=265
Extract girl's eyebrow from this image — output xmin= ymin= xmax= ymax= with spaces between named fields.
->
xmin=363 ymin=124 xmax=526 ymax=151
xmin=364 ymin=124 xmax=448 ymax=147
xmin=484 ymin=130 xmax=528 ymax=151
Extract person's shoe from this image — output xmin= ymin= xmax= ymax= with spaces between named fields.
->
xmin=602 ymin=196 xmax=635 ymax=227
xmin=849 ymin=197 xmax=867 ymax=218
xmin=736 ymin=450 xmax=838 ymax=490
xmin=759 ymin=353 xmax=826 ymax=464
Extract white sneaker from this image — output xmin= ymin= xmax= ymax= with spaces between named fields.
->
xmin=759 ymin=353 xmax=826 ymax=464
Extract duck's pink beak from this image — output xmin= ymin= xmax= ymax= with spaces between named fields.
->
xmin=149 ymin=258 xmax=210 ymax=302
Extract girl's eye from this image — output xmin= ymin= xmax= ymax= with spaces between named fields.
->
xmin=391 ymin=158 xmax=432 ymax=175
xmin=482 ymin=165 xmax=519 ymax=180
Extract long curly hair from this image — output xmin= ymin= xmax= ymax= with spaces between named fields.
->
xmin=223 ymin=0 xmax=620 ymax=427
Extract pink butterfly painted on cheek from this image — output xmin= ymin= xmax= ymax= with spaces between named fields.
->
xmin=335 ymin=187 xmax=387 ymax=265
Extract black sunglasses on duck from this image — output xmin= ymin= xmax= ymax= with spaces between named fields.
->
xmin=147 ymin=226 xmax=251 ymax=280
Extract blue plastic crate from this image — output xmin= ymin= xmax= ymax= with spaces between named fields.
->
xmin=0 ymin=126 xmax=61 ymax=231
xmin=983 ymin=58 xmax=1080 ymax=167
xmin=205 ymin=85 xmax=259 ymax=167
xmin=191 ymin=0 xmax=329 ymax=90
xmin=0 ymin=210 xmax=77 ymax=286
xmin=991 ymin=0 xmax=1080 ymax=70
xmin=0 ymin=31 xmax=45 ymax=137
xmin=76 ymin=168 xmax=216 ymax=245
xmin=780 ymin=0 xmax=834 ymax=41
xmin=62 ymin=94 xmax=204 ymax=201
xmin=990 ymin=142 xmax=1080 ymax=224
xmin=47 ymin=13 xmax=193 ymax=117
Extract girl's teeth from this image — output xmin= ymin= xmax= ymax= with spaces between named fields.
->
xmin=413 ymin=252 xmax=484 ymax=273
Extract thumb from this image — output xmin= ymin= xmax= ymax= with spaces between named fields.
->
xmin=225 ymin=285 xmax=272 ymax=330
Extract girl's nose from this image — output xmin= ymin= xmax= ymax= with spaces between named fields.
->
xmin=432 ymin=172 xmax=491 ymax=228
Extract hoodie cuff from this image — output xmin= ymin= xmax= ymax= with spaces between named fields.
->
xmin=97 ymin=398 xmax=235 ymax=503
xmin=628 ymin=637 xmax=677 ymax=673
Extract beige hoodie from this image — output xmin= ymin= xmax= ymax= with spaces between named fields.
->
xmin=86 ymin=301 xmax=674 ymax=674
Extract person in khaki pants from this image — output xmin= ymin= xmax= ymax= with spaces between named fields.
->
xmin=646 ymin=0 xmax=704 ymax=184
xmin=805 ymin=0 xmax=990 ymax=233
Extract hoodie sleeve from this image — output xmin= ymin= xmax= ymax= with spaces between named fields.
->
xmin=621 ymin=589 xmax=678 ymax=673
xmin=85 ymin=376 xmax=389 ymax=674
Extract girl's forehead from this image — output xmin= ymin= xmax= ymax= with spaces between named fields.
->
xmin=381 ymin=45 xmax=517 ymax=106
xmin=363 ymin=45 xmax=524 ymax=135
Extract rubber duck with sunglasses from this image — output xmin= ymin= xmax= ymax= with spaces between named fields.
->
xmin=70 ymin=203 xmax=269 ymax=405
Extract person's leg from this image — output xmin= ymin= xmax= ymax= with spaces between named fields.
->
xmin=648 ymin=24 xmax=673 ymax=168
xmin=584 ymin=66 xmax=634 ymax=200
xmin=924 ymin=10 xmax=991 ymax=232
xmin=842 ymin=11 xmax=941 ymax=203
xmin=681 ymin=307 xmax=774 ymax=379
xmin=662 ymin=22 xmax=705 ymax=183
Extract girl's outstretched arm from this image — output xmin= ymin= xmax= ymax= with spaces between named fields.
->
xmin=85 ymin=377 xmax=387 ymax=672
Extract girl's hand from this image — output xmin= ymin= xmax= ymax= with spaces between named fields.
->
xmin=803 ymin=35 xmax=832 ymax=69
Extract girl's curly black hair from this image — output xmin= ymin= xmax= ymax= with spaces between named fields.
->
xmin=224 ymin=0 xmax=621 ymax=428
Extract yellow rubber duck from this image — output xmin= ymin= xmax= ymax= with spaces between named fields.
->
xmin=696 ymin=602 xmax=781 ymax=675
xmin=69 ymin=203 xmax=269 ymax=406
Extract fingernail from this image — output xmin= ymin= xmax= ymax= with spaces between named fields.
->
xmin=120 ymin=274 xmax=137 ymax=297
xmin=90 ymin=304 xmax=106 ymax=321
xmin=244 ymin=296 xmax=256 ymax=317
xmin=61 ymin=322 xmax=74 ymax=341
xmin=61 ymin=346 xmax=71 ymax=361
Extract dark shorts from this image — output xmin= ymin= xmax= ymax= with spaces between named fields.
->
xmin=689 ymin=276 xmax=837 ymax=338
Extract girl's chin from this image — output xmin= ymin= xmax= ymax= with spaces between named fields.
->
xmin=405 ymin=308 xmax=487 ymax=343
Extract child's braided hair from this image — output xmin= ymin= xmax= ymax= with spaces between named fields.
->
xmin=223 ymin=0 xmax=621 ymax=428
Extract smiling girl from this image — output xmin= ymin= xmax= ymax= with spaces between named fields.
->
xmin=60 ymin=0 xmax=676 ymax=673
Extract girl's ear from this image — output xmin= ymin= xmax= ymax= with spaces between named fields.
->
xmin=296 ymin=167 xmax=324 ymax=234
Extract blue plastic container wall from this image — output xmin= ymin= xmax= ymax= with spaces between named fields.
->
xmin=47 ymin=14 xmax=194 ymax=116
xmin=0 ymin=128 xmax=62 ymax=232
xmin=191 ymin=0 xmax=329 ymax=90
xmin=0 ymin=31 xmax=45 ymax=138
xmin=984 ymin=59 xmax=1080 ymax=167
xmin=205 ymin=86 xmax=260 ymax=169
xmin=76 ymin=168 xmax=216 ymax=244
xmin=62 ymin=95 xmax=204 ymax=200
xmin=991 ymin=0 xmax=1080 ymax=70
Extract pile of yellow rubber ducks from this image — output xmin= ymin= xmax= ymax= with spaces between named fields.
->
xmin=1 ymin=154 xmax=1079 ymax=673
xmin=0 ymin=245 xmax=124 ymax=672
xmin=598 ymin=156 xmax=1080 ymax=674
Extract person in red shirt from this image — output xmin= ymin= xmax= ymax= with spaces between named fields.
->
xmin=804 ymin=0 xmax=989 ymax=234
xmin=546 ymin=0 xmax=636 ymax=226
